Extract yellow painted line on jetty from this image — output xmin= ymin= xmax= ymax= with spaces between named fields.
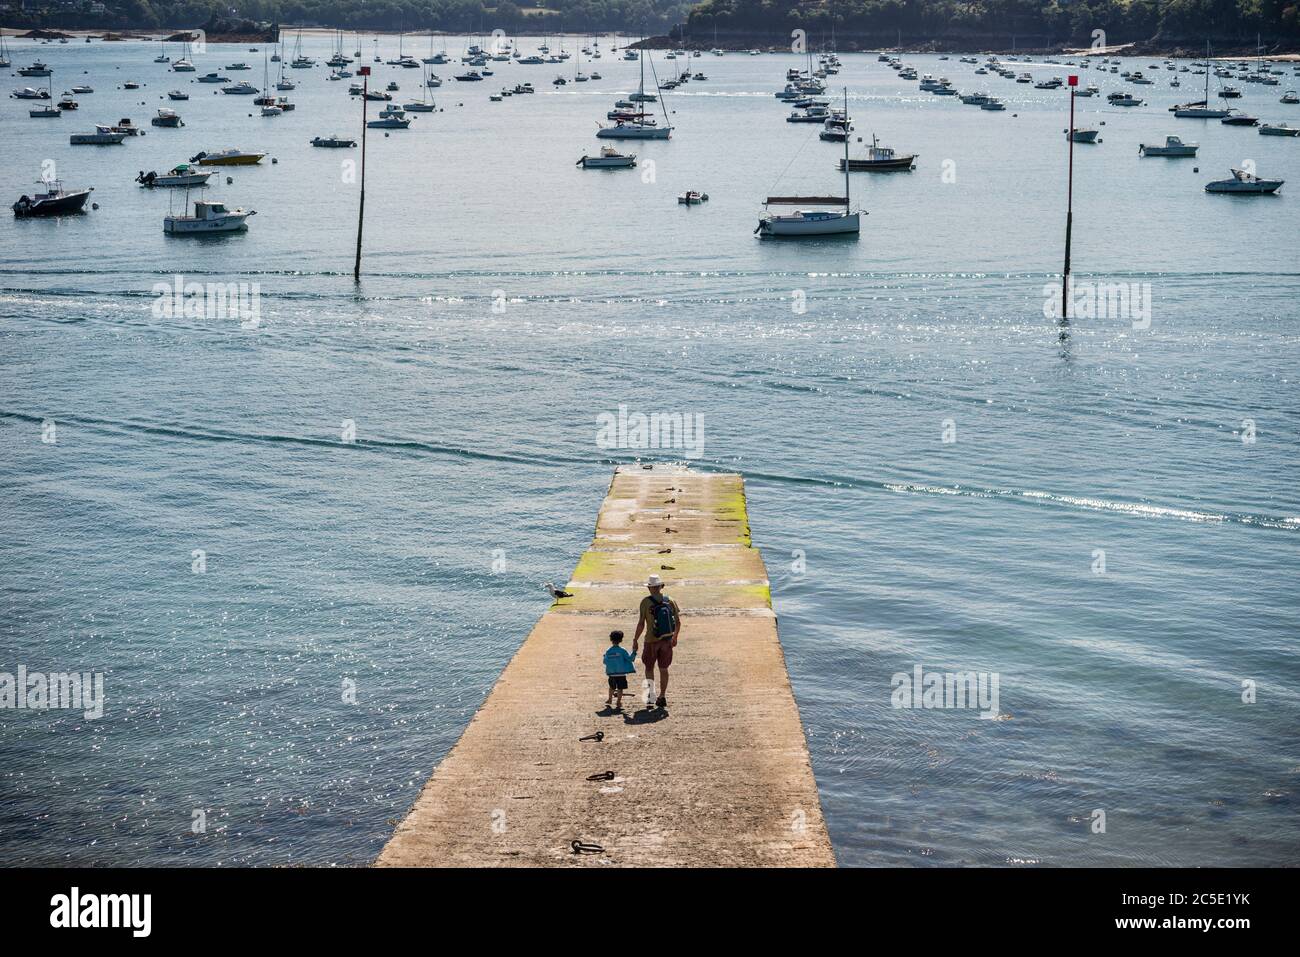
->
xmin=376 ymin=463 xmax=833 ymax=867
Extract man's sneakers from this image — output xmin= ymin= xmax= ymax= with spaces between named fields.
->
xmin=655 ymin=696 xmax=667 ymax=709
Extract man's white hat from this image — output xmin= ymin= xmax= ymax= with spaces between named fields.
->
xmin=646 ymin=574 xmax=664 ymax=588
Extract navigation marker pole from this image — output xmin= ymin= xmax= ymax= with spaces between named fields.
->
xmin=354 ymin=65 xmax=370 ymax=283
xmin=1061 ymin=74 xmax=1078 ymax=324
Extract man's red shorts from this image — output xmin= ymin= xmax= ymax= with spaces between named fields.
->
xmin=641 ymin=639 xmax=673 ymax=669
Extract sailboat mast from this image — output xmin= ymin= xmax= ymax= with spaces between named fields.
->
xmin=843 ymin=88 xmax=850 ymax=209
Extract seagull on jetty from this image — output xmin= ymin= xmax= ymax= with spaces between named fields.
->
xmin=544 ymin=582 xmax=573 ymax=599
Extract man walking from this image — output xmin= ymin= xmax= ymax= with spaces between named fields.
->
xmin=632 ymin=574 xmax=681 ymax=709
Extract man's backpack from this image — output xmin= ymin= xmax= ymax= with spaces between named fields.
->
xmin=649 ymin=594 xmax=677 ymax=639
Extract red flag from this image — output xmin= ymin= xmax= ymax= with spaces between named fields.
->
xmin=1068 ymin=75 xmax=1078 ymax=86
xmin=358 ymin=66 xmax=371 ymax=76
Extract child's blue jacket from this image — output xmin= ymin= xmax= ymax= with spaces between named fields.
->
xmin=603 ymin=646 xmax=637 ymax=675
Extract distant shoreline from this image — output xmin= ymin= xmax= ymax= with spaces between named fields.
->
xmin=4 ymin=27 xmax=1297 ymax=61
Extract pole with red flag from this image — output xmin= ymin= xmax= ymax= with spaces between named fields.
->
xmin=1062 ymin=74 xmax=1077 ymax=322
xmin=354 ymin=66 xmax=370 ymax=283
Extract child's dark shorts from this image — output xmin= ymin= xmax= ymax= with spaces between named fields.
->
xmin=607 ymin=675 xmax=629 ymax=691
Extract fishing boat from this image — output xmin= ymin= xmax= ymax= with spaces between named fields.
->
xmin=678 ymin=190 xmax=709 ymax=204
xmin=12 ymin=87 xmax=49 ymax=99
xmin=577 ymin=146 xmax=637 ymax=168
xmin=1259 ymin=122 xmax=1300 ymax=136
xmin=838 ymin=135 xmax=917 ymax=171
xmin=190 ymin=149 xmax=267 ymax=166
xmin=980 ymin=98 xmax=1007 ymax=111
xmin=150 ymin=108 xmax=184 ymax=127
xmin=70 ymin=125 xmax=127 ymax=145
xmin=29 ymin=104 xmax=61 ymax=118
xmin=137 ymin=165 xmax=212 ymax=187
xmin=1109 ymin=94 xmax=1143 ymax=106
xmin=758 ymin=90 xmax=860 ymax=238
xmin=1204 ymin=168 xmax=1283 ymax=193
xmin=164 ymin=197 xmax=257 ymax=233
xmin=310 ymin=136 xmax=356 ymax=148
xmin=13 ymin=180 xmax=93 ymax=217
xmin=19 ymin=62 xmax=52 ymax=77
xmin=1139 ymin=135 xmax=1198 ymax=156
xmin=57 ymin=93 xmax=78 ymax=110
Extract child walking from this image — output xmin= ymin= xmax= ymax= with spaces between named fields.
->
xmin=603 ymin=630 xmax=636 ymax=710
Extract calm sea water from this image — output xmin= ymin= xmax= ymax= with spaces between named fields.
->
xmin=2 ymin=35 xmax=1298 ymax=866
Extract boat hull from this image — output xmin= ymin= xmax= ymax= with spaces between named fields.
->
xmin=759 ymin=211 xmax=860 ymax=238
xmin=840 ymin=157 xmax=916 ymax=172
xmin=192 ymin=153 xmax=266 ymax=166
xmin=164 ymin=215 xmax=252 ymax=234
xmin=597 ymin=126 xmax=671 ymax=139
xmin=13 ymin=189 xmax=92 ymax=217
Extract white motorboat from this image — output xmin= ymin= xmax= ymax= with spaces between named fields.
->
xmin=70 ymin=125 xmax=128 ymax=145
xmin=137 ymin=164 xmax=212 ymax=187
xmin=1066 ymin=128 xmax=1100 ymax=143
xmin=198 ymin=72 xmax=230 ymax=84
xmin=980 ymin=98 xmax=1006 ymax=111
xmin=1259 ymin=122 xmax=1300 ymax=136
xmin=261 ymin=104 xmax=283 ymax=116
xmin=164 ymin=198 xmax=257 ymax=233
xmin=678 ymin=190 xmax=708 ymax=205
xmin=1204 ymin=168 xmax=1283 ymax=193
xmin=19 ymin=62 xmax=52 ymax=77
xmin=577 ymin=146 xmax=637 ymax=168
xmin=1281 ymin=90 xmax=1299 ymax=104
xmin=1139 ymin=135 xmax=1198 ymax=156
xmin=71 ymin=85 xmax=93 ymax=94
xmin=222 ymin=81 xmax=259 ymax=95
xmin=12 ymin=87 xmax=49 ymax=99
xmin=171 ymin=58 xmax=195 ymax=72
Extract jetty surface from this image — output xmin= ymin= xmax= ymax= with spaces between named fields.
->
xmin=377 ymin=463 xmax=833 ymax=867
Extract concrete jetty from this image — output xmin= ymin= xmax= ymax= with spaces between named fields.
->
xmin=376 ymin=464 xmax=834 ymax=867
